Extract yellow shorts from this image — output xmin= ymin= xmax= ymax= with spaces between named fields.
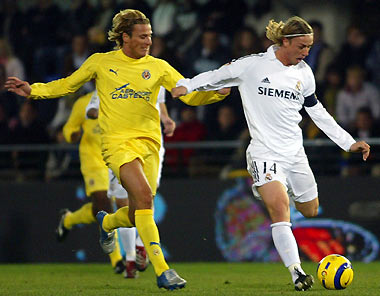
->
xmin=102 ymin=137 xmax=160 ymax=195
xmin=81 ymin=165 xmax=109 ymax=197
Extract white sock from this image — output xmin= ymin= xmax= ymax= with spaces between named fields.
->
xmin=118 ymin=227 xmax=136 ymax=261
xmin=135 ymin=233 xmax=144 ymax=247
xmin=271 ymin=222 xmax=302 ymax=283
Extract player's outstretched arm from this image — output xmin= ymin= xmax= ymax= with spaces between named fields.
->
xmin=5 ymin=77 xmax=31 ymax=97
xmin=171 ymin=86 xmax=230 ymax=98
xmin=349 ymin=141 xmax=370 ymax=161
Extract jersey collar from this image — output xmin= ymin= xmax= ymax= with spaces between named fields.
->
xmin=268 ymin=45 xmax=299 ymax=68
xmin=267 ymin=45 xmax=279 ymax=61
xmin=116 ymin=49 xmax=149 ymax=62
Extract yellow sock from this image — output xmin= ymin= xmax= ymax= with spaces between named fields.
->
xmin=103 ymin=206 xmax=133 ymax=232
xmin=135 ymin=209 xmax=169 ymax=276
xmin=64 ymin=202 xmax=95 ymax=229
xmin=108 ymin=230 xmax=123 ymax=267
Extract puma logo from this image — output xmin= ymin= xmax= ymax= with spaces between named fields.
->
xmin=109 ymin=69 xmax=118 ymax=76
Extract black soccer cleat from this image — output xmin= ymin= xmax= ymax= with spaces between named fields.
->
xmin=114 ymin=260 xmax=125 ymax=274
xmin=56 ymin=208 xmax=71 ymax=242
xmin=294 ymin=268 xmax=314 ymax=291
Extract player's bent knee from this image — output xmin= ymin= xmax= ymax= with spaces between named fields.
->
xmin=296 ymin=196 xmax=319 ymax=218
xmin=266 ymin=202 xmax=289 ymax=222
xmin=301 ymin=205 xmax=318 ymax=218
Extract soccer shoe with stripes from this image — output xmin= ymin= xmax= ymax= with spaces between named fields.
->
xmin=96 ymin=211 xmax=115 ymax=254
xmin=157 ymin=269 xmax=186 ymax=290
xmin=135 ymin=245 xmax=149 ymax=271
xmin=124 ymin=261 xmax=138 ymax=278
xmin=294 ymin=268 xmax=314 ymax=291
xmin=56 ymin=208 xmax=71 ymax=242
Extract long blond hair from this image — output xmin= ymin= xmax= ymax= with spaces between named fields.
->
xmin=266 ymin=16 xmax=313 ymax=46
xmin=108 ymin=9 xmax=150 ymax=49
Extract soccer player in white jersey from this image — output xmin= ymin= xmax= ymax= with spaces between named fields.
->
xmin=172 ymin=16 xmax=370 ymax=291
xmin=86 ymin=86 xmax=171 ymax=278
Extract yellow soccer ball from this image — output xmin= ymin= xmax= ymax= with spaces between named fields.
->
xmin=317 ymin=254 xmax=354 ymax=290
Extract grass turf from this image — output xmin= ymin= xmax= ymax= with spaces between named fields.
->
xmin=0 ymin=262 xmax=379 ymax=295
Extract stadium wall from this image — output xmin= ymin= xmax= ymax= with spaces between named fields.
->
xmin=0 ymin=177 xmax=379 ymax=263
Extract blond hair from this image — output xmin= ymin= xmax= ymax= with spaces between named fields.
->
xmin=266 ymin=16 xmax=313 ymax=45
xmin=108 ymin=9 xmax=150 ymax=49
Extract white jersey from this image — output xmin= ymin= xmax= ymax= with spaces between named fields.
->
xmin=86 ymin=90 xmax=100 ymax=115
xmin=86 ymin=87 xmax=167 ymax=198
xmin=177 ymin=45 xmax=355 ymax=158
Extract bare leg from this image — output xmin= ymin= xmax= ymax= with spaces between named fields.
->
xmin=295 ymin=198 xmax=319 ymax=218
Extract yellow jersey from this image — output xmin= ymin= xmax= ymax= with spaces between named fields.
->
xmin=30 ymin=50 xmax=226 ymax=145
xmin=63 ymin=92 xmax=106 ymax=173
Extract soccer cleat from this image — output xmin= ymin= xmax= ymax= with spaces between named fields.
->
xmin=157 ymin=269 xmax=186 ymax=290
xmin=56 ymin=208 xmax=71 ymax=242
xmin=114 ymin=260 xmax=125 ymax=274
xmin=294 ymin=268 xmax=314 ymax=291
xmin=96 ymin=211 xmax=116 ymax=254
xmin=124 ymin=261 xmax=139 ymax=279
xmin=135 ymin=245 xmax=149 ymax=271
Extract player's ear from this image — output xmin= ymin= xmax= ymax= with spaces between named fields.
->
xmin=282 ymin=37 xmax=290 ymax=47
xmin=122 ymin=32 xmax=130 ymax=44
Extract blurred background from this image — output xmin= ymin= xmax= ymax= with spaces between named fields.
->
xmin=0 ymin=0 xmax=379 ymax=264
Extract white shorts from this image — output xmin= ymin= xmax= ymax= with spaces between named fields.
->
xmin=107 ymin=168 xmax=128 ymax=199
xmin=246 ymin=144 xmax=318 ymax=204
xmin=107 ymin=145 xmax=165 ymax=199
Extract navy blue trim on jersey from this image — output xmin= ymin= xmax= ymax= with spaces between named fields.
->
xmin=304 ymin=93 xmax=318 ymax=107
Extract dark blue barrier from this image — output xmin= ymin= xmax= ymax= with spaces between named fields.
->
xmin=0 ymin=177 xmax=379 ymax=263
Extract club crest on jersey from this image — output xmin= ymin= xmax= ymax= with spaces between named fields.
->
xmin=295 ymin=81 xmax=301 ymax=91
xmin=142 ymin=70 xmax=151 ymax=80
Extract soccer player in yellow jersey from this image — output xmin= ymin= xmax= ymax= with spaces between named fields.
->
xmin=58 ymin=91 xmax=124 ymax=274
xmin=86 ymin=86 xmax=171 ymax=278
xmin=5 ymin=9 xmax=229 ymax=290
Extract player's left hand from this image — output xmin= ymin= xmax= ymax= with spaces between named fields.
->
xmin=349 ymin=141 xmax=370 ymax=161
xmin=87 ymin=108 xmax=99 ymax=119
xmin=162 ymin=117 xmax=176 ymax=137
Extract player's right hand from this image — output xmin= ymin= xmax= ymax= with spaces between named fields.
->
xmin=5 ymin=77 xmax=32 ymax=97
xmin=171 ymin=86 xmax=187 ymax=98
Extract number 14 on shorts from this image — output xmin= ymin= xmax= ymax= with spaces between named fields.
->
xmin=248 ymin=159 xmax=277 ymax=183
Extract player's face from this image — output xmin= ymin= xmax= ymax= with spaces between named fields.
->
xmin=283 ymin=35 xmax=313 ymax=65
xmin=123 ymin=24 xmax=152 ymax=59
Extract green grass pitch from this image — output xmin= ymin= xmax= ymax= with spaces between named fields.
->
xmin=0 ymin=262 xmax=379 ymax=295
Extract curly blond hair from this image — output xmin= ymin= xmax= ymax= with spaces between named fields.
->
xmin=108 ymin=9 xmax=150 ymax=49
xmin=266 ymin=16 xmax=313 ymax=45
